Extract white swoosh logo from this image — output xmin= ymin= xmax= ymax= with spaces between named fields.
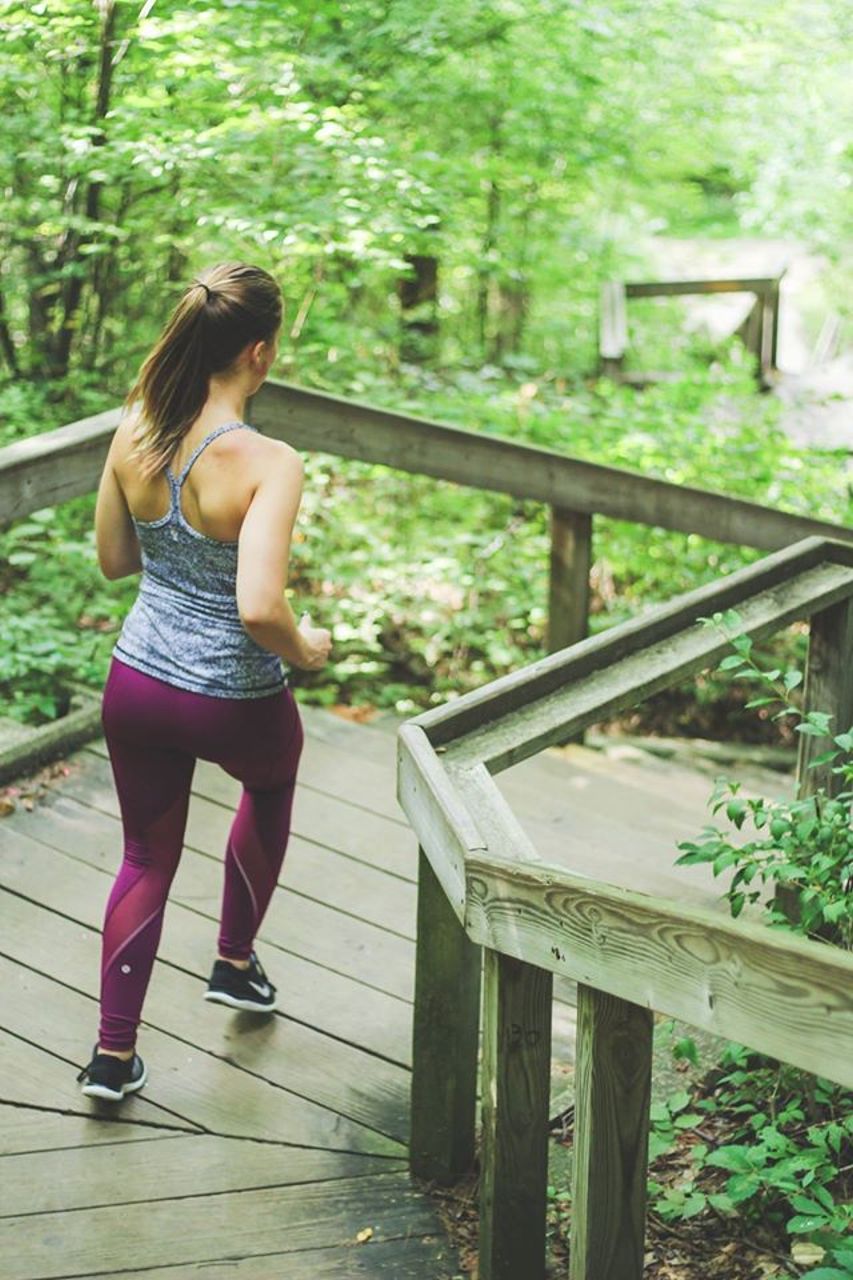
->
xmin=249 ymin=980 xmax=271 ymax=998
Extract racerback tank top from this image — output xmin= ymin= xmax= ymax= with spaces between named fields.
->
xmin=113 ymin=421 xmax=288 ymax=698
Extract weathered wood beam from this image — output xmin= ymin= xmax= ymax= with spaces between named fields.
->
xmin=414 ymin=539 xmax=853 ymax=753
xmin=797 ymin=597 xmax=853 ymax=798
xmin=463 ymin=849 xmax=853 ymax=1088
xmin=397 ymin=723 xmax=485 ymax=921
xmin=252 ymin=382 xmax=853 ymax=551
xmin=409 ymin=847 xmax=482 ymax=1184
xmin=3 ymin=385 xmax=851 ymax=562
xmin=599 ymin=281 xmax=627 ymax=378
xmin=625 ymin=277 xmax=782 ymax=298
xmin=570 ymin=986 xmax=653 ymax=1280
xmin=0 ymin=408 xmax=120 ymax=527
xmin=448 ymin=561 xmax=853 ymax=773
xmin=479 ymin=949 xmax=553 ymax=1280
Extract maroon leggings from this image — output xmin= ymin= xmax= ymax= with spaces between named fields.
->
xmin=97 ymin=655 xmax=303 ymax=1051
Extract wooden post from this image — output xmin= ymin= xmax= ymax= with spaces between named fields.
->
xmin=797 ymin=598 xmax=853 ymax=800
xmin=769 ymin=279 xmax=781 ymax=372
xmin=409 ymin=846 xmax=482 ymax=1184
xmin=548 ymin=508 xmax=592 ymax=654
xmin=599 ymin=281 xmax=628 ymax=380
xmin=479 ymin=950 xmax=553 ymax=1280
xmin=570 ymin=985 xmax=654 ymax=1280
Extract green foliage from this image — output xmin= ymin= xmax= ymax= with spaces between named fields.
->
xmin=675 ymin=610 xmax=853 ymax=947
xmin=799 ymin=1245 xmax=853 ymax=1280
xmin=646 ymin=618 xmax=853 ymax=1255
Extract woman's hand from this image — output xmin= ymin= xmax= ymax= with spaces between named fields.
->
xmin=296 ymin=612 xmax=332 ymax=670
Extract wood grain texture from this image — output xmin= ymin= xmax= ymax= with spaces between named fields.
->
xmin=445 ymin=560 xmax=853 ymax=773
xmin=479 ymin=951 xmax=553 ymax=1280
xmin=464 ymin=852 xmax=853 ymax=1087
xmin=797 ymin=597 xmax=853 ymax=798
xmin=570 ymin=986 xmax=653 ymax=1280
xmin=0 ymin=947 xmax=403 ymax=1154
xmin=0 ymin=406 xmax=119 ymax=527
xmin=90 ymin=1237 xmax=460 ymax=1280
xmin=3 ymin=1171 xmax=444 ymax=1280
xmin=0 ymin=839 xmax=411 ymax=1140
xmin=409 ymin=848 xmax=482 ymax=1183
xmin=252 ymin=382 xmax=852 ymax=551
xmin=0 ymin=1133 xmax=402 ymax=1217
xmin=397 ymin=722 xmax=484 ymax=920
xmin=412 ymin=537 xmax=849 ymax=747
xmin=4 ymin=380 xmax=850 ymax=555
xmin=0 ymin=1104 xmax=186 ymax=1157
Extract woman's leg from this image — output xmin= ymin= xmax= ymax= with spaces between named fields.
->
xmin=98 ymin=661 xmax=196 ymax=1052
xmin=216 ymin=687 xmax=304 ymax=962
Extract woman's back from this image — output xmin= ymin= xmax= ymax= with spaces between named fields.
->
xmin=117 ymin=414 xmax=270 ymax=544
xmin=112 ymin=420 xmax=290 ymax=699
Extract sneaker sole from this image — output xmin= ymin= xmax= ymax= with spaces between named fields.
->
xmin=203 ymin=990 xmax=277 ymax=1013
xmin=81 ymin=1063 xmax=148 ymax=1102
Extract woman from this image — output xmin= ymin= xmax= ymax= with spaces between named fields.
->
xmin=77 ymin=262 xmax=331 ymax=1102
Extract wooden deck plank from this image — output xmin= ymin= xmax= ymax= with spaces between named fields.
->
xmin=0 ymin=1133 xmax=405 ymax=1217
xmin=0 ymin=810 xmax=414 ymax=1065
xmin=4 ymin=1171 xmax=448 ymax=1280
xmin=0 ymin=1026 xmax=200 ymax=1132
xmin=72 ymin=751 xmax=419 ymax=960
xmin=92 ymin=1234 xmax=458 ymax=1280
xmin=0 ymin=1103 xmax=187 ymax=1157
xmin=0 ymin=953 xmax=404 ymax=1155
xmin=85 ymin=732 xmax=416 ymax=881
xmin=56 ymin=752 xmax=414 ymax=1003
xmin=87 ymin=703 xmax=405 ymax=823
xmin=496 ymin=744 xmax=781 ymax=907
xmin=0 ymin=876 xmax=411 ymax=1146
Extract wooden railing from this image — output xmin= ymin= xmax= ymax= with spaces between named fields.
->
xmin=398 ymin=536 xmax=853 ymax=1280
xmin=2 ymin=376 xmax=849 ymax=662
xmin=600 ymin=273 xmax=784 ymax=389
xmin=2 ymin=385 xmax=852 ymax=1277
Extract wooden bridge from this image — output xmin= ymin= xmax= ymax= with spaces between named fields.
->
xmin=2 ymin=381 xmax=852 ymax=1279
xmin=1 ymin=694 xmax=753 ymax=1279
xmin=599 ymin=272 xmax=785 ymax=389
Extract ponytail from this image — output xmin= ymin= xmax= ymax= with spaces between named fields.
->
xmin=125 ymin=263 xmax=282 ymax=480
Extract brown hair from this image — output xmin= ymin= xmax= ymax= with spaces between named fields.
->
xmin=124 ymin=262 xmax=282 ymax=479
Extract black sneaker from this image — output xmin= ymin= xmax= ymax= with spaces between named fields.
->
xmin=76 ymin=1044 xmax=147 ymax=1102
xmin=203 ymin=950 xmax=277 ymax=1013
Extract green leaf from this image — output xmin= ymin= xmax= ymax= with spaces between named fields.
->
xmin=707 ymin=1145 xmax=753 ymax=1173
xmin=787 ymin=1213 xmax=831 ymax=1234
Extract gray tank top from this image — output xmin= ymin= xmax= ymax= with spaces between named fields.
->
xmin=113 ymin=421 xmax=288 ymax=699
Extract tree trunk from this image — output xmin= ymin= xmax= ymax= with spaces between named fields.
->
xmin=398 ymin=252 xmax=439 ymax=362
xmin=52 ymin=0 xmax=119 ymax=377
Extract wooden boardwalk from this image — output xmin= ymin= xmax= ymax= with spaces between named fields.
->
xmin=0 ymin=703 xmax=788 ymax=1279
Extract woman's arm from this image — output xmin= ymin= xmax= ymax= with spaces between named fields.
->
xmin=236 ymin=442 xmax=315 ymax=666
xmin=94 ymin=427 xmax=143 ymax=580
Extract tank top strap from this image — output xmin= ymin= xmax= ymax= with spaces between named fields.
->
xmin=170 ymin=421 xmax=258 ymax=486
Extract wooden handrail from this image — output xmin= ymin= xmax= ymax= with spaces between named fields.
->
xmin=1 ymin=380 xmax=847 ymax=552
xmin=398 ymin=536 xmax=853 ymax=1280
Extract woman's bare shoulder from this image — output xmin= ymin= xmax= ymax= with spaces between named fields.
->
xmin=239 ymin=431 xmax=303 ymax=472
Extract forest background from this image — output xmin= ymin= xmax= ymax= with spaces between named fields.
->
xmin=1 ymin=0 xmax=851 ymax=733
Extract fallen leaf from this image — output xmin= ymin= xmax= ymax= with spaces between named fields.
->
xmin=0 ymin=797 xmax=16 ymax=816
xmin=331 ymin=703 xmax=378 ymax=724
xmin=355 ymin=1226 xmax=374 ymax=1244
xmin=791 ymin=1242 xmax=825 ymax=1267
